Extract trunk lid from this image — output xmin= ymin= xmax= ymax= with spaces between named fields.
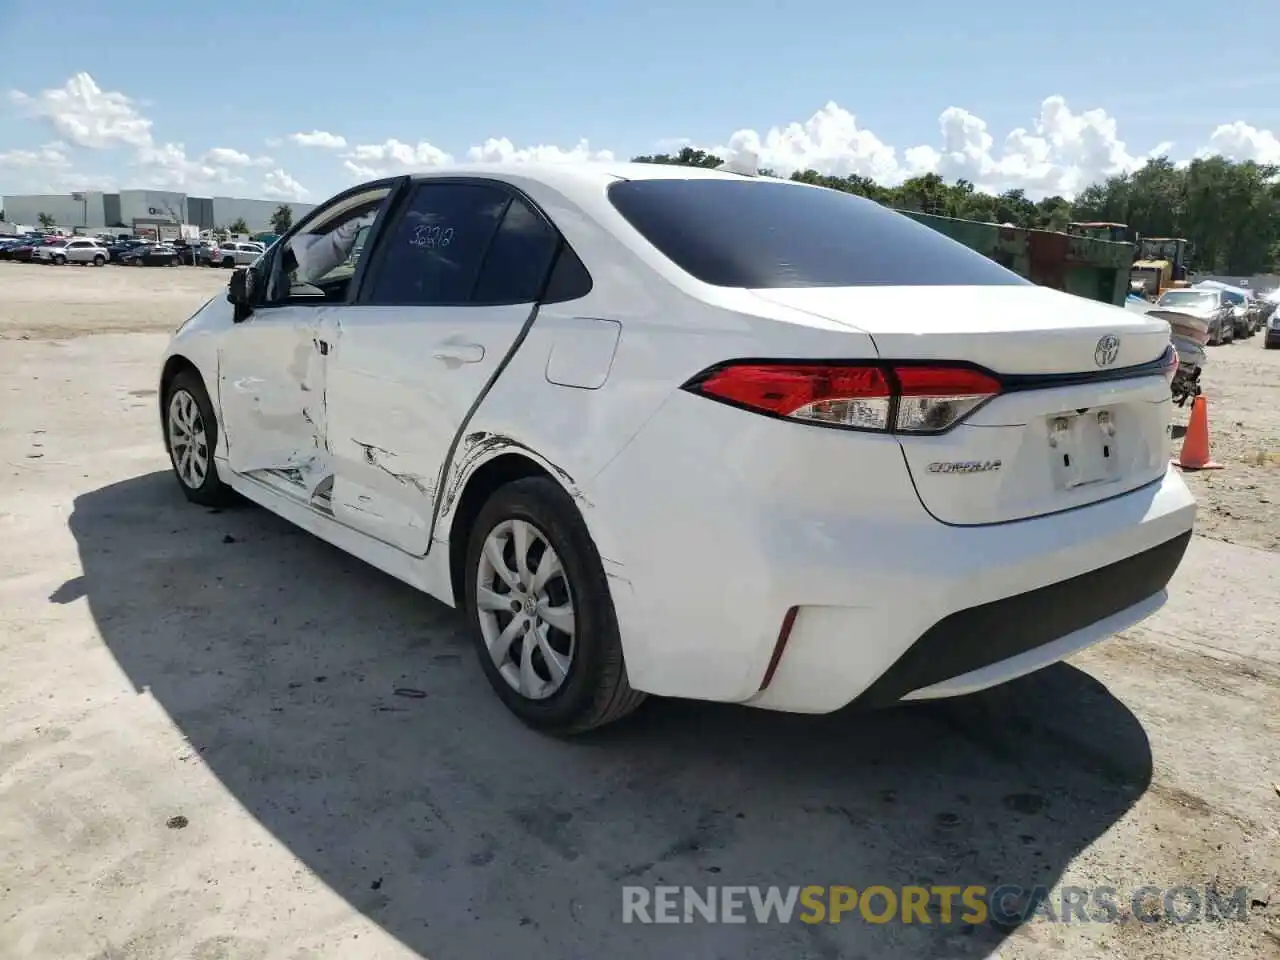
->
xmin=750 ymin=285 xmax=1174 ymax=525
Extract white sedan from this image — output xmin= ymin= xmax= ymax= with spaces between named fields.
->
xmin=158 ymin=162 xmax=1196 ymax=734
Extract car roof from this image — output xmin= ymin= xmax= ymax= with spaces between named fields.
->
xmin=404 ymin=160 xmax=794 ymax=205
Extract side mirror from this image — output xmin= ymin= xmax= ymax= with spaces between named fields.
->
xmin=227 ymin=266 xmax=256 ymax=323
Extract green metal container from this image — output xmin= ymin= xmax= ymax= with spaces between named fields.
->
xmin=900 ymin=211 xmax=1136 ymax=307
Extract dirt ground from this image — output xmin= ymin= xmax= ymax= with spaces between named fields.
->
xmin=0 ymin=262 xmax=1277 ymax=960
xmin=1172 ymin=329 xmax=1280 ymax=552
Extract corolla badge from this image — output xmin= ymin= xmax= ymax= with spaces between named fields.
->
xmin=927 ymin=460 xmax=1002 ymax=474
xmin=1094 ymin=334 xmax=1121 ymax=367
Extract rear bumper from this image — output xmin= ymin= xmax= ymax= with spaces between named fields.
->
xmin=743 ymin=466 xmax=1195 ymax=713
xmin=588 ymin=389 xmax=1197 ymax=711
xmin=852 ymin=529 xmax=1189 ymax=707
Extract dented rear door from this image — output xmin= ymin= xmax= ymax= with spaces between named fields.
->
xmin=322 ymin=180 xmax=560 ymax=556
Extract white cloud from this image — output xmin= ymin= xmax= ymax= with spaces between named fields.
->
xmin=464 ymin=137 xmax=614 ymax=164
xmin=290 ymin=130 xmax=347 ymax=149
xmin=8 ymin=72 xmax=153 ymax=149
xmin=701 ymin=96 xmax=1157 ymax=198
xmin=203 ymin=147 xmax=273 ymax=168
xmin=133 ymin=142 xmax=246 ymax=190
xmin=706 ymin=101 xmax=903 ymax=183
xmin=0 ymin=142 xmax=71 ymax=169
xmin=339 ymin=138 xmax=453 ymax=179
xmin=4 ymin=73 xmax=1280 ymax=205
xmin=1199 ymin=121 xmax=1280 ymax=165
xmin=262 ymin=168 xmax=310 ymax=201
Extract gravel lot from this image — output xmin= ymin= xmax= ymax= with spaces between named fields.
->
xmin=1 ymin=262 xmax=1277 ymax=960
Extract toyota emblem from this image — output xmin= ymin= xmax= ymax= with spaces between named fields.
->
xmin=1094 ymin=334 xmax=1120 ymax=367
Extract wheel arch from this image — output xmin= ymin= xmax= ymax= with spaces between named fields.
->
xmin=446 ymin=452 xmax=561 ymax=610
xmin=159 ymin=354 xmax=201 ymax=427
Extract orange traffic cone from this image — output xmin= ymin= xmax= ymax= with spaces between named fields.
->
xmin=1173 ymin=395 xmax=1223 ymax=470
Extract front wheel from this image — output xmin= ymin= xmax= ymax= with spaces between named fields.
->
xmin=163 ymin=370 xmax=236 ymax=506
xmin=53 ymin=254 xmax=66 ymax=265
xmin=93 ymin=254 xmax=106 ymax=266
xmin=465 ymin=477 xmax=645 ymax=734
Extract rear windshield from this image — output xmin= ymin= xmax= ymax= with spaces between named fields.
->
xmin=606 ymin=178 xmax=1030 ymax=288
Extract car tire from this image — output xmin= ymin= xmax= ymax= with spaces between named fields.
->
xmin=222 ymin=257 xmax=235 ymax=269
xmin=93 ymin=254 xmax=105 ymax=267
xmin=163 ymin=369 xmax=236 ymax=507
xmin=53 ymin=254 xmax=66 ymax=265
xmin=464 ymin=477 xmax=646 ymax=735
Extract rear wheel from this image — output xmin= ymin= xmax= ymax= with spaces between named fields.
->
xmin=465 ymin=477 xmax=645 ymax=734
xmin=163 ymin=370 xmax=236 ymax=506
xmin=222 ymin=256 xmax=235 ymax=269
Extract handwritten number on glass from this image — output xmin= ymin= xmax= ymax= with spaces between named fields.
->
xmin=410 ymin=224 xmax=454 ymax=249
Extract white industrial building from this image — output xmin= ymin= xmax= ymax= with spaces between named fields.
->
xmin=1 ymin=189 xmax=318 ymax=234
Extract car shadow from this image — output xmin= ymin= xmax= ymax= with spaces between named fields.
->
xmin=66 ymin=472 xmax=1153 ymax=960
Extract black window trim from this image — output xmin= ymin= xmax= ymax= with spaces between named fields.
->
xmin=250 ymin=174 xmax=410 ymax=313
xmin=353 ymin=175 xmax=590 ymax=309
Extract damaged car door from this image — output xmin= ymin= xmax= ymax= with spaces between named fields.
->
xmin=323 ymin=180 xmax=561 ymax=555
xmin=218 ymin=296 xmax=336 ymax=500
xmin=217 ymin=182 xmax=399 ymax=503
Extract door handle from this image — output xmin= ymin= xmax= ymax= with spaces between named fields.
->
xmin=314 ymin=337 xmax=331 ymax=355
xmin=433 ymin=342 xmax=485 ymax=364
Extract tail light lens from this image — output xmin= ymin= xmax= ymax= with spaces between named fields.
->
xmin=683 ymin=361 xmax=1001 ymax=435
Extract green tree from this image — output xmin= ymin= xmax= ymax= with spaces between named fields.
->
xmin=270 ymin=204 xmax=294 ymax=234
xmin=628 ymin=150 xmax=1280 ymax=273
xmin=37 ymin=212 xmax=56 ymax=229
xmin=228 ymin=217 xmax=250 ymax=234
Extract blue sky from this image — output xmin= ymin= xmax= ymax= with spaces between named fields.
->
xmin=3 ymin=1 xmax=1280 ymax=204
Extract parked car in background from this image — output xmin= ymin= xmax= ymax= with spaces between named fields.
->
xmin=170 ymin=239 xmax=207 ymax=265
xmin=1221 ymin=289 xmax=1253 ymax=338
xmin=3 ymin=237 xmax=58 ymax=262
xmin=0 ymin=238 xmax=31 ymax=260
xmin=1265 ymin=295 xmax=1280 ymax=349
xmin=106 ymin=239 xmax=149 ymax=263
xmin=1151 ymin=287 xmax=1235 ymax=345
xmin=208 ymin=240 xmax=265 ymax=268
xmin=119 ymin=243 xmax=180 ymax=267
xmin=34 ymin=237 xmax=108 ymax=266
xmin=1193 ymin=281 xmax=1254 ymax=338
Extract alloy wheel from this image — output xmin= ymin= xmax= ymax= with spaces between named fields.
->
xmin=475 ymin=518 xmax=576 ymax=700
xmin=167 ymin=389 xmax=209 ymax=489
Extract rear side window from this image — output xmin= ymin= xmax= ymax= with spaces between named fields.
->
xmin=607 ymin=178 xmax=1030 ymax=288
xmin=363 ymin=182 xmax=507 ymax=305
xmin=471 ymin=196 xmax=560 ymax=304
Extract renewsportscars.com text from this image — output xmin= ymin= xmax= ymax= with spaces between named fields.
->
xmin=622 ymin=884 xmax=1252 ymax=926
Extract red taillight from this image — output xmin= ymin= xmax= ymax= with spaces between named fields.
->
xmin=684 ymin=361 xmax=1001 ymax=434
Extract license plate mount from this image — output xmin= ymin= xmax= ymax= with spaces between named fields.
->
xmin=1048 ymin=409 xmax=1122 ymax=490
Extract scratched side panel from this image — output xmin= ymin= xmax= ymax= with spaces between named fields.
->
xmin=324 ymin=303 xmax=534 ymax=555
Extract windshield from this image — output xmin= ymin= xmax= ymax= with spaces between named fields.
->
xmin=1220 ymin=291 xmax=1245 ymax=305
xmin=606 ymin=178 xmax=1029 ymax=288
xmin=1157 ymin=291 xmax=1216 ymax=308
